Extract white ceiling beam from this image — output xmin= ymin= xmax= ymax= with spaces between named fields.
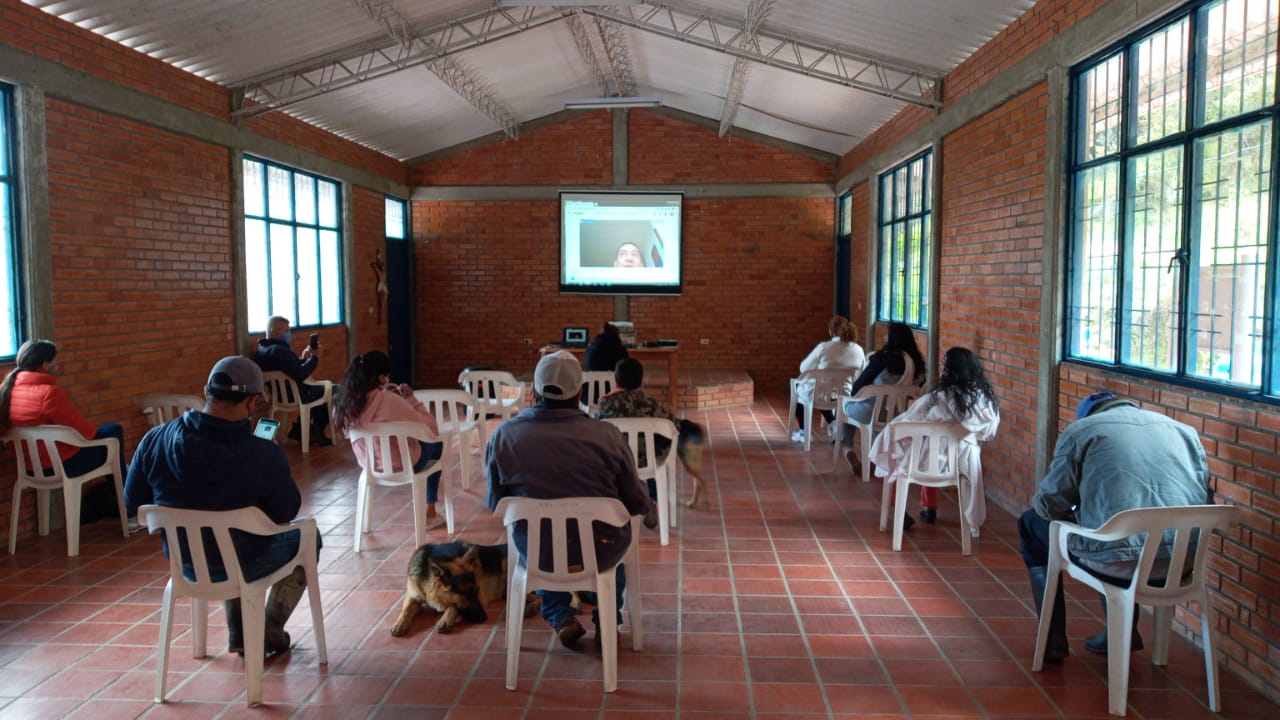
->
xmin=349 ymin=0 xmax=520 ymax=139
xmin=718 ymin=0 xmax=773 ymax=137
xmin=583 ymin=3 xmax=941 ymax=109
xmin=231 ymin=5 xmax=562 ymax=124
xmin=595 ymin=14 xmax=637 ymax=97
xmin=229 ymin=2 xmax=941 ymax=119
xmin=564 ymin=11 xmax=613 ymax=97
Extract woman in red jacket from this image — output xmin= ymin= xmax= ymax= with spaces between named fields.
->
xmin=0 ymin=339 xmax=126 ymax=524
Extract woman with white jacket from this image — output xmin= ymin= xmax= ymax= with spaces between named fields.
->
xmin=792 ymin=316 xmax=866 ymax=442
xmin=869 ymin=347 xmax=999 ymax=534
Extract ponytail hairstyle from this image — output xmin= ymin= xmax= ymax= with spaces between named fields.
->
xmin=927 ymin=346 xmax=999 ymax=418
xmin=332 ymin=350 xmax=392 ymax=430
xmin=0 ymin=339 xmax=58 ymax=434
xmin=828 ymin=316 xmax=858 ymax=344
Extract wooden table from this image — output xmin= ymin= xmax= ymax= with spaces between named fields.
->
xmin=539 ymin=344 xmax=679 ymax=406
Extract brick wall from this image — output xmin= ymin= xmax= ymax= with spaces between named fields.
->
xmin=838 ymin=0 xmax=1279 ymax=702
xmin=847 ymin=181 xmax=872 ymax=344
xmin=0 ymin=4 xmax=401 ymax=541
xmin=629 ymin=111 xmax=834 ymax=183
xmin=409 ymin=110 xmax=836 ymax=391
xmin=937 ymin=83 xmax=1048 ymax=513
xmin=0 ymin=101 xmax=234 ymax=539
xmin=410 ymin=112 xmax=613 ymax=187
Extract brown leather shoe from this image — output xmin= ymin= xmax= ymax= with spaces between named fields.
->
xmin=845 ymin=449 xmax=862 ymax=473
xmin=555 ymin=618 xmax=585 ymax=648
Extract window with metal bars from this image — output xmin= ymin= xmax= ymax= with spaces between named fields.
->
xmin=876 ymin=150 xmax=932 ymax=328
xmin=1066 ymin=0 xmax=1279 ymax=395
xmin=243 ymin=156 xmax=344 ymax=334
xmin=0 ymin=83 xmax=23 ymax=359
xmin=385 ymin=196 xmax=407 ymax=240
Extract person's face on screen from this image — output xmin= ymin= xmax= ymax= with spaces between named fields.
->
xmin=614 ymin=242 xmax=643 ymax=268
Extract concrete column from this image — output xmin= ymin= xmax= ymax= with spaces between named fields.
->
xmin=15 ymin=85 xmax=53 ymax=340
xmin=1036 ymin=66 xmax=1071 ymax=477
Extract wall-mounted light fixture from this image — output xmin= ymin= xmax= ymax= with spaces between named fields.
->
xmin=563 ymin=96 xmax=662 ymax=110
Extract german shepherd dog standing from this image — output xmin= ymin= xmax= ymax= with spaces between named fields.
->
xmin=678 ymin=419 xmax=710 ymax=508
xmin=391 ymin=541 xmax=539 ymax=636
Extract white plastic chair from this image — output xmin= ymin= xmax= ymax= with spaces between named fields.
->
xmin=4 ymin=425 xmax=127 ymax=556
xmin=495 ymin=496 xmax=642 ymax=693
xmin=457 ymin=369 xmax=525 ymax=452
xmin=141 ymin=393 xmax=203 ymax=427
xmin=348 ymin=420 xmax=452 ymax=552
xmin=413 ymin=389 xmax=480 ymax=491
xmin=579 ymin=371 xmax=616 ymax=416
xmin=788 ymin=367 xmax=857 ymax=451
xmin=1031 ymin=505 xmax=1239 ymax=716
xmin=137 ymin=504 xmax=327 ymax=708
xmin=833 ymin=383 xmax=920 ymax=482
xmin=261 ymin=371 xmax=333 ymax=454
xmin=880 ymin=421 xmax=976 ymax=555
xmin=603 ymin=416 xmax=678 ymax=546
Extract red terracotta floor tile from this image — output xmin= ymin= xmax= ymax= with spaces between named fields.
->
xmin=0 ymin=399 xmax=1274 ymax=719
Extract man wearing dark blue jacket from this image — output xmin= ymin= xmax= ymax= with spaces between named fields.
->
xmin=253 ymin=315 xmax=331 ymax=446
xmin=125 ymin=356 xmax=321 ymax=657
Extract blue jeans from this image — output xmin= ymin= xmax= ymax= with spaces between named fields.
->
xmin=65 ymin=423 xmax=126 ymax=524
xmin=181 ymin=527 xmax=318 ymax=583
xmin=538 ymin=563 xmax=627 ymax=628
xmin=63 ymin=422 xmax=126 ymax=480
xmin=1017 ymin=509 xmax=1052 ymax=567
xmin=413 ymin=441 xmax=444 ymax=503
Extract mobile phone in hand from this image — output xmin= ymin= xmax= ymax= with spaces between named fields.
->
xmin=253 ymin=418 xmax=280 ymax=441
xmin=309 ymin=332 xmax=320 ymax=350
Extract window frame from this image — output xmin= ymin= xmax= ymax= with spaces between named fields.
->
xmin=242 ymin=155 xmax=344 ymax=334
xmin=875 ymin=148 xmax=933 ymax=329
xmin=1064 ymin=0 xmax=1280 ymax=402
xmin=0 ymin=82 xmax=25 ymax=361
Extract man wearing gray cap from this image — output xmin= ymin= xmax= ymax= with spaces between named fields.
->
xmin=125 ymin=356 xmax=322 ymax=658
xmin=1018 ymin=390 xmax=1210 ymax=665
xmin=486 ymin=350 xmax=652 ymax=649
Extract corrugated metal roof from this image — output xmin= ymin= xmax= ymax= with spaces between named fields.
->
xmin=21 ymin=0 xmax=1036 ymax=162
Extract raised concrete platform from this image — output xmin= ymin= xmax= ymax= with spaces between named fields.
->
xmin=644 ymin=367 xmax=754 ymax=411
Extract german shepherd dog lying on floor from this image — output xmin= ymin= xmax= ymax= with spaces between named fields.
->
xmin=391 ymin=541 xmax=540 ymax=636
xmin=678 ymin=419 xmax=710 ymax=509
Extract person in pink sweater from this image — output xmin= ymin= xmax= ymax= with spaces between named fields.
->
xmin=333 ymin=350 xmax=445 ymax=525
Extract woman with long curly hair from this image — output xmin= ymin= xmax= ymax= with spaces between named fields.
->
xmin=333 ymin=350 xmax=445 ymax=526
xmin=869 ymin=346 xmax=1000 ymax=532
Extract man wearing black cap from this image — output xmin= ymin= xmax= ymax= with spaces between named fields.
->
xmin=486 ymin=350 xmax=652 ymax=649
xmin=1018 ymin=390 xmax=1210 ymax=665
xmin=125 ymin=356 xmax=321 ymax=658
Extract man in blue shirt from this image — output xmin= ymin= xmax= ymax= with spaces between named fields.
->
xmin=126 ymin=356 xmax=321 ymax=657
xmin=254 ymin=315 xmax=332 ymax=446
xmin=486 ymin=350 xmax=651 ymax=648
xmin=1019 ymin=391 xmax=1210 ymax=665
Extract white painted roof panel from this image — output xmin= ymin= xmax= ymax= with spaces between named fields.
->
xmin=21 ymin=0 xmax=1036 ymax=161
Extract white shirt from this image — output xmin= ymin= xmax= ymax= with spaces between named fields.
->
xmin=799 ymin=338 xmax=866 ymax=374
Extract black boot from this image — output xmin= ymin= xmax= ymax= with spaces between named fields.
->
xmin=224 ymin=599 xmax=244 ymax=655
xmin=1084 ymin=595 xmax=1143 ymax=654
xmin=263 ymin=566 xmax=307 ymax=656
xmin=1027 ymin=566 xmax=1069 ymax=664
